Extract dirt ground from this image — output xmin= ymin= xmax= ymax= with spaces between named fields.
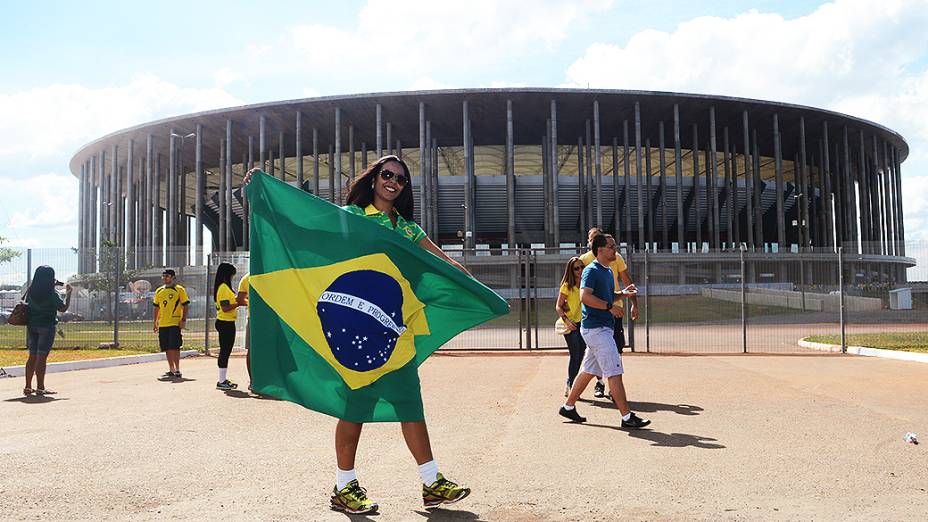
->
xmin=2 ymin=352 xmax=927 ymax=521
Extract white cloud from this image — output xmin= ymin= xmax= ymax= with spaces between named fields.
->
xmin=0 ymin=74 xmax=244 ymax=164
xmin=2 ymin=174 xmax=78 ymax=230
xmin=0 ymin=75 xmax=243 ymax=248
xmin=282 ymin=0 xmax=613 ymax=85
xmin=902 ymin=175 xmax=928 ymax=240
xmin=563 ymin=0 xmax=928 ymax=104
xmin=214 ymin=67 xmax=243 ymax=88
xmin=408 ymin=77 xmax=454 ymax=91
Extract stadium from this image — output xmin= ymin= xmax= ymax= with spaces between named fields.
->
xmin=69 ymin=88 xmax=912 ymax=284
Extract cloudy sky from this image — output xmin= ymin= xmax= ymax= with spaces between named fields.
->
xmin=1 ymin=0 xmax=926 ymax=265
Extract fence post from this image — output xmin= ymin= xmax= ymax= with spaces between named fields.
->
xmin=740 ymin=246 xmax=747 ymax=354
xmin=799 ymin=249 xmax=806 ymax=311
xmin=627 ymin=247 xmax=635 ymax=351
xmin=204 ymin=254 xmax=211 ymax=356
xmin=532 ymin=250 xmax=539 ymax=350
xmin=838 ymin=246 xmax=846 ymax=353
xmin=26 ymin=249 xmax=32 ymax=349
xmin=644 ymin=247 xmax=650 ymax=353
xmin=113 ymin=245 xmax=120 ymax=347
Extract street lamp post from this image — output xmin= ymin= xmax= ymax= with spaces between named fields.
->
xmin=170 ymin=132 xmax=195 ymax=266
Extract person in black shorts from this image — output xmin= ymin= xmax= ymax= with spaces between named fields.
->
xmin=153 ymin=269 xmax=190 ymax=378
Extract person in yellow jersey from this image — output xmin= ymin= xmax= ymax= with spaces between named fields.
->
xmin=152 ymin=269 xmax=190 ymax=379
xmin=213 ymin=263 xmax=241 ymax=390
xmin=555 ymin=257 xmax=585 ymax=397
xmin=235 ymin=272 xmax=251 ymax=390
xmin=578 ymin=227 xmax=638 ymax=398
xmin=243 ymin=155 xmax=471 ymax=516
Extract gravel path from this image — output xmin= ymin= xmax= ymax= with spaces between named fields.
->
xmin=2 ymin=352 xmax=927 ymax=521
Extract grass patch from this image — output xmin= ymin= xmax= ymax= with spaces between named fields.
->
xmin=484 ymin=295 xmax=794 ymax=327
xmin=0 ymin=348 xmax=157 ymax=367
xmin=0 ymin=320 xmax=208 ymax=350
xmin=806 ymin=332 xmax=928 ymax=353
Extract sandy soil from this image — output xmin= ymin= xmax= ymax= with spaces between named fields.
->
xmin=2 ymin=352 xmax=927 ymax=521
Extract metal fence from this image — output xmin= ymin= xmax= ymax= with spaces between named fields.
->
xmin=1 ymin=242 xmax=925 ymax=354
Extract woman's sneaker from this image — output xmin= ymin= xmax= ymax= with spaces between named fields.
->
xmin=423 ymin=473 xmax=470 ymax=508
xmin=330 ymin=480 xmax=379 ymax=515
xmin=216 ymin=380 xmax=238 ymax=391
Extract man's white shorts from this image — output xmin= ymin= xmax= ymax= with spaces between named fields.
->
xmin=579 ymin=326 xmax=624 ymax=378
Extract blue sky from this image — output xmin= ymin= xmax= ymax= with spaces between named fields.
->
xmin=1 ymin=0 xmax=926 ymax=278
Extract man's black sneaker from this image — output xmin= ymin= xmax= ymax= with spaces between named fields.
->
xmin=558 ymin=406 xmax=586 ymax=423
xmin=621 ymin=412 xmax=651 ymax=429
xmin=216 ymin=380 xmax=237 ymax=391
xmin=172 ymin=371 xmax=182 ymax=378
xmin=593 ymin=381 xmax=606 ymax=398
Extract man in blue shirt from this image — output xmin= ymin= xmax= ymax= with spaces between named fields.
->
xmin=558 ymin=234 xmax=650 ymax=429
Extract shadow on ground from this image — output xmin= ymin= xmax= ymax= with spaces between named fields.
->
xmin=223 ymin=389 xmax=281 ymax=400
xmin=570 ymin=422 xmax=725 ymax=449
xmin=580 ymin=398 xmax=704 ymax=416
xmin=4 ymin=395 xmax=69 ymax=404
xmin=156 ymin=377 xmax=197 ymax=383
xmin=414 ymin=509 xmax=486 ymax=521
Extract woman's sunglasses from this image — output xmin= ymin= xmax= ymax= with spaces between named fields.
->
xmin=572 ymin=264 xmax=583 ymax=272
xmin=379 ymin=169 xmax=408 ymax=186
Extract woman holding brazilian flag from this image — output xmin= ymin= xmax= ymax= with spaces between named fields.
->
xmin=243 ymin=155 xmax=508 ymax=515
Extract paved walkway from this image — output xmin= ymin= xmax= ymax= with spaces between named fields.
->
xmin=2 ymin=353 xmax=927 ymax=520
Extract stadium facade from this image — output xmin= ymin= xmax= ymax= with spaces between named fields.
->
xmin=69 ymin=89 xmax=912 ymax=282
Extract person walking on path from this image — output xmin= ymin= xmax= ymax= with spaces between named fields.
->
xmin=213 ymin=263 xmax=241 ymax=390
xmin=153 ymin=269 xmax=189 ymax=379
xmin=244 ymin=155 xmax=471 ymax=515
xmin=578 ymin=227 xmax=639 ymax=398
xmin=22 ymin=266 xmax=72 ymax=396
xmin=559 ymin=234 xmax=650 ymax=429
xmin=555 ymin=257 xmax=585 ymax=397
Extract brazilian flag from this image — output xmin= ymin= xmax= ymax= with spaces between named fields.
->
xmin=245 ymin=172 xmax=508 ymax=422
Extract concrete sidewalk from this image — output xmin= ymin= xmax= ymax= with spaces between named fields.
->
xmin=2 ymin=353 xmax=927 ymax=521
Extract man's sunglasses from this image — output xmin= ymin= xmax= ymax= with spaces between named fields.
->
xmin=379 ymin=169 xmax=408 ymax=186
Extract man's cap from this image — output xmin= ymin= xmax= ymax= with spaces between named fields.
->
xmin=162 ymin=269 xmax=176 ymax=277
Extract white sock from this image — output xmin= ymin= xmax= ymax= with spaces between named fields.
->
xmin=562 ymin=404 xmax=575 ymax=411
xmin=418 ymin=460 xmax=439 ymax=486
xmin=218 ymin=368 xmax=228 ymax=382
xmin=336 ymin=468 xmax=357 ymax=490
xmin=622 ymin=412 xmax=632 ymax=421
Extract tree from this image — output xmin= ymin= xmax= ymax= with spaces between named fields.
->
xmin=0 ymin=236 xmax=21 ymax=264
xmin=81 ymin=240 xmax=139 ymax=324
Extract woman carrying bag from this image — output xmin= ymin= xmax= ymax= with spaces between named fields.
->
xmin=23 ymin=265 xmax=72 ymax=396
xmin=555 ymin=257 xmax=585 ymax=397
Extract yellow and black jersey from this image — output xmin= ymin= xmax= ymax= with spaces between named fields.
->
xmin=153 ymin=284 xmax=190 ymax=327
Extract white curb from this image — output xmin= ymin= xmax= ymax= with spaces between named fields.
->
xmin=799 ymin=338 xmax=928 ymax=364
xmin=0 ymin=350 xmax=199 ymax=378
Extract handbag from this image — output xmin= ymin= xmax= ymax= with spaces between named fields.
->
xmin=8 ymin=302 xmax=29 ymax=326
xmin=554 ymin=317 xmax=573 ymax=336
xmin=8 ymin=288 xmax=29 ymax=326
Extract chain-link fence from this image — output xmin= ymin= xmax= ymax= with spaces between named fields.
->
xmin=1 ymin=242 xmax=925 ymax=356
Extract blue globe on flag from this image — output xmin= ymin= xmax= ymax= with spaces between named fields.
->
xmin=316 ymin=270 xmax=407 ymax=372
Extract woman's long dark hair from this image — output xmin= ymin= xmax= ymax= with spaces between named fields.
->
xmin=559 ymin=257 xmax=583 ymax=290
xmin=214 ymin=263 xmax=236 ymax=300
xmin=344 ymin=155 xmax=415 ymax=221
xmin=26 ymin=265 xmax=56 ymax=303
